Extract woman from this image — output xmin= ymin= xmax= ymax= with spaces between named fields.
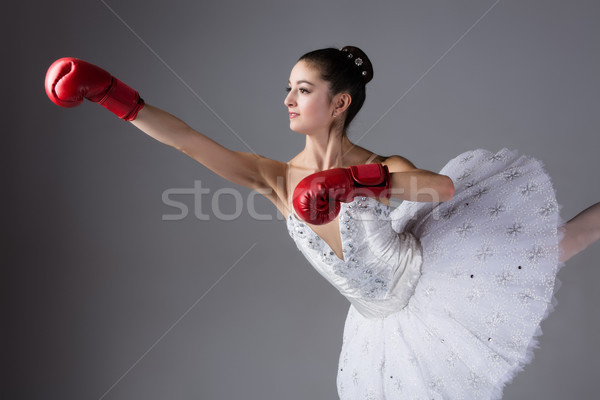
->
xmin=45 ymin=46 xmax=599 ymax=399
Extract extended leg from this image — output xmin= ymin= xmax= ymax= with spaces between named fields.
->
xmin=559 ymin=202 xmax=600 ymax=262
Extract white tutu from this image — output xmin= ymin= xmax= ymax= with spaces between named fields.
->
xmin=287 ymin=149 xmax=563 ymax=399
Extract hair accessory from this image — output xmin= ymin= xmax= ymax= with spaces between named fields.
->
xmin=340 ymin=48 xmax=368 ymax=80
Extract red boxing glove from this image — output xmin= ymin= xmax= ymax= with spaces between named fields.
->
xmin=45 ymin=57 xmax=144 ymax=121
xmin=292 ymin=163 xmax=391 ymax=225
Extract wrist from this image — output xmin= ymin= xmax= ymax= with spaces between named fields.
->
xmin=95 ymin=76 xmax=145 ymax=121
xmin=348 ymin=163 xmax=390 ymax=199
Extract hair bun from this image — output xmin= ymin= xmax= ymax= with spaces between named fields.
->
xmin=340 ymin=46 xmax=374 ymax=84
xmin=298 ymin=46 xmax=374 ymax=131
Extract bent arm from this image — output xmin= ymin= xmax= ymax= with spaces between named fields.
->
xmin=389 ymin=170 xmax=455 ymax=202
xmin=131 ymin=104 xmax=270 ymax=189
xmin=384 ymin=155 xmax=454 ymax=202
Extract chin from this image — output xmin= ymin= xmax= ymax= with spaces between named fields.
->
xmin=289 ymin=125 xmax=309 ymax=135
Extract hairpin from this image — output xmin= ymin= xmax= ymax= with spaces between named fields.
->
xmin=340 ymin=48 xmax=368 ymax=77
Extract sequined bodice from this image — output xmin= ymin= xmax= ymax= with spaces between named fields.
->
xmin=287 ymin=197 xmax=423 ymax=319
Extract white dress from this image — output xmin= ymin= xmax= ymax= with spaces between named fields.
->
xmin=286 ymin=149 xmax=563 ymax=399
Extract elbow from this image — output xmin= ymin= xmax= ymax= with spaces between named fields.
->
xmin=440 ymin=175 xmax=455 ymax=202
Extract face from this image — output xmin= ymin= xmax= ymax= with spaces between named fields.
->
xmin=284 ymin=61 xmax=336 ymax=135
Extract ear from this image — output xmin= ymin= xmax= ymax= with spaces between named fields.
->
xmin=332 ymin=92 xmax=352 ymax=116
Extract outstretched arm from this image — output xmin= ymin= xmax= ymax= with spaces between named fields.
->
xmin=45 ymin=57 xmax=281 ymax=193
xmin=130 ymin=105 xmax=273 ymax=190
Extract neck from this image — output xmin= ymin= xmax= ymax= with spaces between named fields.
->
xmin=300 ymin=130 xmax=354 ymax=171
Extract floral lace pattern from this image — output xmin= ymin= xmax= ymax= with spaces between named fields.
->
xmin=288 ymin=197 xmax=411 ymax=301
xmin=287 ymin=149 xmax=563 ymax=400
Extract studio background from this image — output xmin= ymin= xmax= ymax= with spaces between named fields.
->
xmin=3 ymin=0 xmax=599 ymax=399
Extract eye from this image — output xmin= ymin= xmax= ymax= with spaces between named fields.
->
xmin=299 ymin=88 xmax=310 ymax=94
xmin=285 ymin=87 xmax=291 ymax=93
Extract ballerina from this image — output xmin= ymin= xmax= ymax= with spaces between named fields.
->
xmin=45 ymin=46 xmax=599 ymax=399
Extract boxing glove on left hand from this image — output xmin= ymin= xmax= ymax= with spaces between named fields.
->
xmin=45 ymin=57 xmax=144 ymax=121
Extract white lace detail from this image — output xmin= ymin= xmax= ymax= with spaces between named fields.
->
xmin=287 ymin=149 xmax=564 ymax=400
xmin=288 ymin=197 xmax=423 ymax=317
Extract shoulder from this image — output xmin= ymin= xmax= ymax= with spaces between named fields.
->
xmin=251 ymin=155 xmax=290 ymax=213
xmin=381 ymin=155 xmax=417 ymax=173
xmin=350 ymin=148 xmax=417 ymax=173
xmin=256 ymin=155 xmax=287 ymax=185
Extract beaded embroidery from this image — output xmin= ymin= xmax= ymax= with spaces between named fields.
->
xmin=288 ymin=197 xmax=391 ymax=299
xmin=329 ymin=149 xmax=563 ymax=399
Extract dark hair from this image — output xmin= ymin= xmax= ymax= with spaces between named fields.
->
xmin=298 ymin=46 xmax=374 ymax=133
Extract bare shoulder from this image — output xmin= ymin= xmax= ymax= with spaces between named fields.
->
xmin=256 ymin=154 xmax=286 ymax=172
xmin=237 ymin=154 xmax=290 ymax=216
xmin=381 ymin=155 xmax=418 ymax=173
xmin=349 ymin=145 xmax=416 ymax=173
xmin=255 ymin=155 xmax=287 ymax=189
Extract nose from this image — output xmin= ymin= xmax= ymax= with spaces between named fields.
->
xmin=284 ymin=90 xmax=295 ymax=108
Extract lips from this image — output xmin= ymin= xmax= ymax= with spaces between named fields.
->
xmin=289 ymin=112 xmax=299 ymax=119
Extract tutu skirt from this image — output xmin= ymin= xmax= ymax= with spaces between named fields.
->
xmin=337 ymin=149 xmax=563 ymax=399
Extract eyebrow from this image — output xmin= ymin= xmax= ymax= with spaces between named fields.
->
xmin=288 ymin=80 xmax=315 ymax=86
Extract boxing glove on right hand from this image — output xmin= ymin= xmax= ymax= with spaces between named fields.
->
xmin=45 ymin=57 xmax=144 ymax=121
xmin=293 ymin=163 xmax=391 ymax=225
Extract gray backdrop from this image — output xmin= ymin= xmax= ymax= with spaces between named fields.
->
xmin=3 ymin=0 xmax=599 ymax=399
